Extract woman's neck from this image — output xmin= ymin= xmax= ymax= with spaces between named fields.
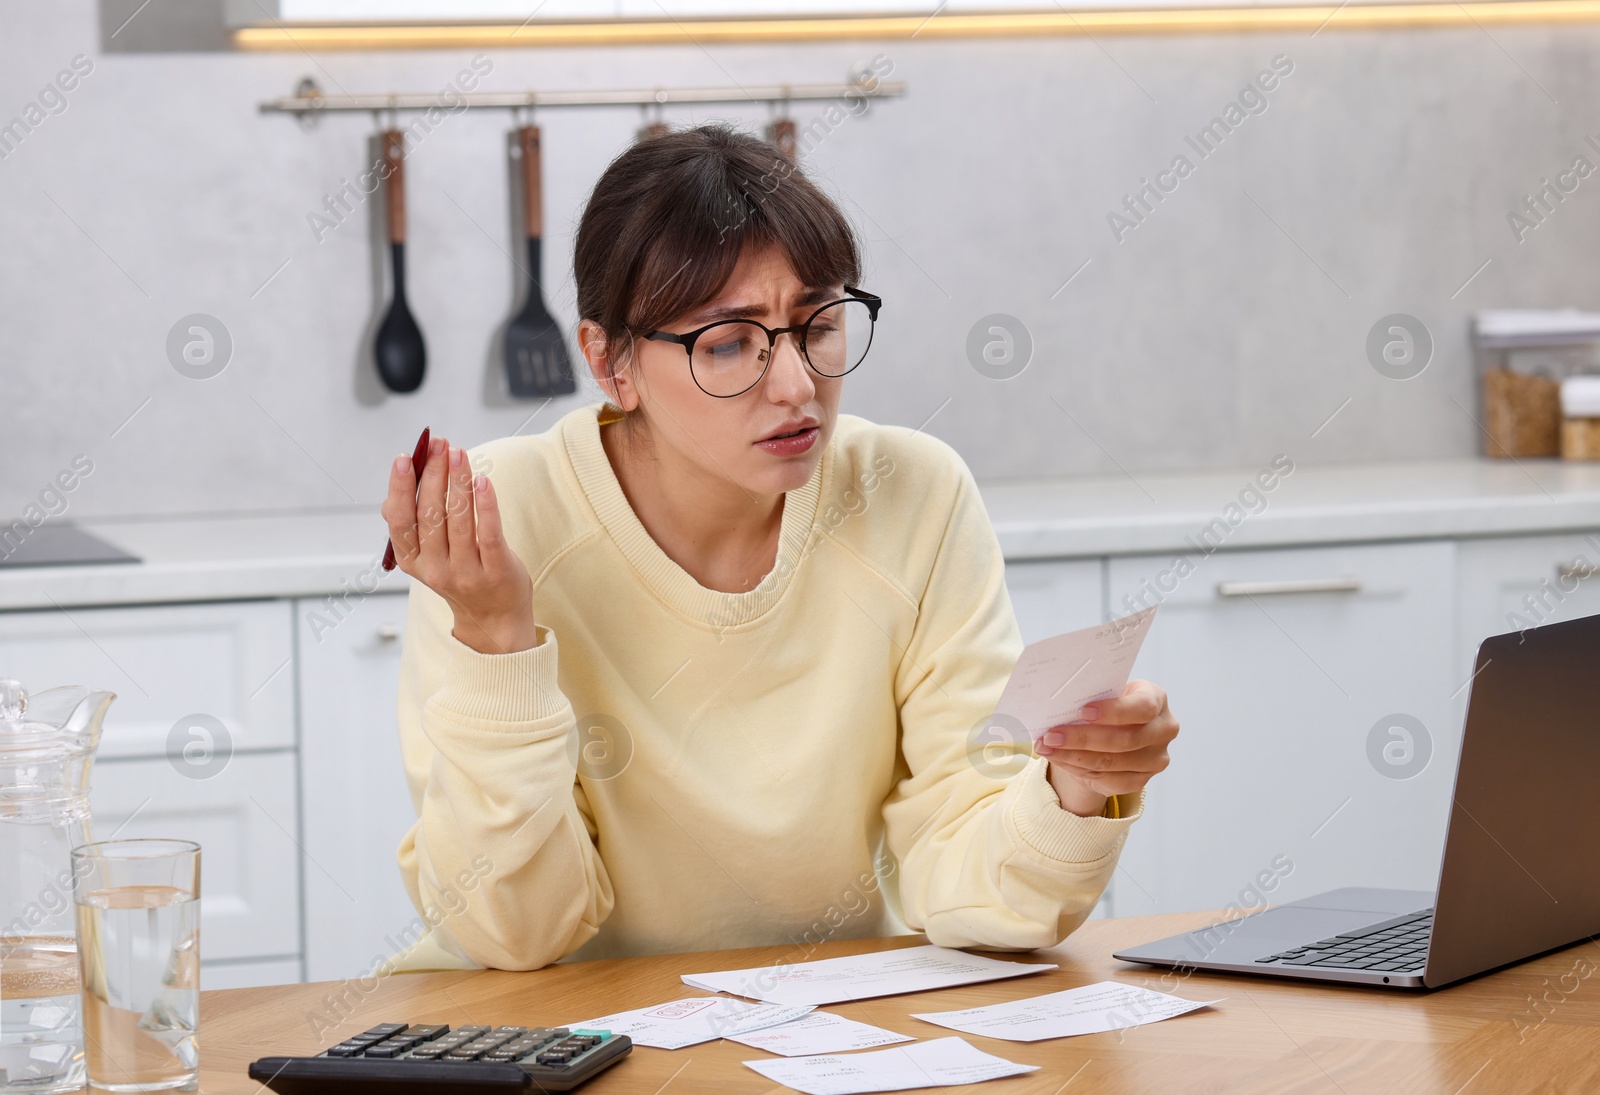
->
xmin=600 ymin=417 xmax=785 ymax=594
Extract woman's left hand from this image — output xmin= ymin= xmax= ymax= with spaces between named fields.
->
xmin=1035 ymin=679 xmax=1179 ymax=809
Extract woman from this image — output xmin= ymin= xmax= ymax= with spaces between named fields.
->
xmin=383 ymin=123 xmax=1179 ymax=972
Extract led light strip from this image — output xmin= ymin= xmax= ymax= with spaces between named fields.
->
xmin=232 ymin=3 xmax=1600 ymax=49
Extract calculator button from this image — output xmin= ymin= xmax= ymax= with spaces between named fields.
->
xmin=362 ymin=1023 xmax=407 ymax=1037
xmin=406 ymin=1025 xmax=448 ymax=1041
xmin=361 ymin=1044 xmax=405 ymax=1059
xmin=324 ymin=1044 xmax=365 ymax=1057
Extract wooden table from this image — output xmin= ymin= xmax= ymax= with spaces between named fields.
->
xmin=189 ymin=910 xmax=1600 ymax=1093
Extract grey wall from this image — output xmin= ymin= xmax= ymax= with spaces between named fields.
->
xmin=5 ymin=1 xmax=1600 ymax=520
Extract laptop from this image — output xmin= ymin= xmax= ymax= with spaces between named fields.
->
xmin=1113 ymin=610 xmax=1600 ymax=989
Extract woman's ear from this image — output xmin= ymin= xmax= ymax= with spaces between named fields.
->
xmin=577 ymin=319 xmax=636 ymax=410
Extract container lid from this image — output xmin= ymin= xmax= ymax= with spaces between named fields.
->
xmin=0 ymin=678 xmax=97 ymax=756
xmin=1474 ymin=309 xmax=1600 ymax=348
xmin=1561 ymin=376 xmax=1600 ymax=419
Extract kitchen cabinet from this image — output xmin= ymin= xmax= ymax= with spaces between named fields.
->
xmin=90 ymin=753 xmax=302 ymax=968
xmin=0 ymin=601 xmax=302 ymax=988
xmin=1106 ymin=541 xmax=1459 ymax=920
xmin=200 ymin=958 xmax=305 ymax=990
xmin=1450 ymin=531 xmax=1600 ymax=793
xmin=296 ymin=591 xmax=424 ymax=983
xmin=7 ymin=509 xmax=1599 ymax=987
xmin=0 ymin=601 xmax=294 ymax=758
xmin=1455 ymin=530 xmax=1600 ymax=675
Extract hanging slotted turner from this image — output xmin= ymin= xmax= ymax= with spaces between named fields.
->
xmin=503 ymin=124 xmax=576 ymax=399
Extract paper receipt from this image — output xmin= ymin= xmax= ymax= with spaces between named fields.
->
xmin=992 ymin=605 xmax=1158 ymax=743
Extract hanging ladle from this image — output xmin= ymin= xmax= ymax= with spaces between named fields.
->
xmin=374 ymin=128 xmax=426 ymax=394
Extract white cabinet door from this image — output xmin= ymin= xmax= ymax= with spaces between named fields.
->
xmin=1456 ymin=531 xmax=1600 ymax=671
xmin=0 ymin=601 xmax=295 ymax=759
xmin=1107 ymin=541 xmax=1458 ymax=919
xmin=200 ymin=958 xmax=304 ymax=991
xmin=1455 ymin=533 xmax=1600 ymax=763
xmin=90 ymin=752 xmax=302 ymax=968
xmin=296 ymin=592 xmax=422 ymax=983
xmin=1004 ymin=559 xmax=1104 ymax=643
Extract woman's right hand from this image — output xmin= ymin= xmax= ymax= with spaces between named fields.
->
xmin=382 ymin=435 xmax=538 ymax=655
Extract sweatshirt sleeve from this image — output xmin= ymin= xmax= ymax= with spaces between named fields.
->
xmin=393 ymin=575 xmax=615 ymax=971
xmin=880 ymin=451 xmax=1145 ymax=952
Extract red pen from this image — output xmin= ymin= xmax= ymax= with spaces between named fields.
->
xmin=382 ymin=426 xmax=432 ymax=571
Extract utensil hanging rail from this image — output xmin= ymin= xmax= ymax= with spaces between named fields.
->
xmin=259 ymin=78 xmax=906 ymax=119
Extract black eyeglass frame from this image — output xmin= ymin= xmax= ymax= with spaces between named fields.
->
xmin=635 ymin=285 xmax=883 ymax=398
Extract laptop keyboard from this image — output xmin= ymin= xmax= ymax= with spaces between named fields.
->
xmin=1255 ymin=907 xmax=1433 ymax=972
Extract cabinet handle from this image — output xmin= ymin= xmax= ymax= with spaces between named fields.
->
xmin=376 ymin=624 xmax=402 ymax=641
xmin=1557 ymin=561 xmax=1599 ymax=583
xmin=1216 ymin=577 xmax=1362 ymax=598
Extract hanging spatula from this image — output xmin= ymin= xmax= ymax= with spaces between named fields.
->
xmin=503 ymin=124 xmax=575 ymax=399
xmin=374 ymin=129 xmax=426 ymax=394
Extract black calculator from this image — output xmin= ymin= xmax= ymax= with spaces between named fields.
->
xmin=247 ymin=1021 xmax=632 ymax=1092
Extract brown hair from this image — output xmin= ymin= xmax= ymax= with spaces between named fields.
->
xmin=574 ymin=123 xmax=863 ymax=438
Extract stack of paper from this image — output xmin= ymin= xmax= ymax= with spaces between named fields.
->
xmin=680 ymin=944 xmax=1057 ymax=1006
xmin=574 ymin=979 xmax=1217 ymax=1092
xmin=724 ymin=1011 xmax=914 ymax=1057
xmin=741 ymin=1036 xmax=1038 ymax=1095
xmin=911 ymin=981 xmax=1219 ymax=1041
xmin=567 ymin=996 xmax=813 ymax=1050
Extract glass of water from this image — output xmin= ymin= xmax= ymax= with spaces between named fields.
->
xmin=70 ymin=840 xmax=200 ymax=1093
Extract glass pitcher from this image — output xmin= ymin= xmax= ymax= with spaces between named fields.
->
xmin=0 ymin=677 xmax=114 ymax=1094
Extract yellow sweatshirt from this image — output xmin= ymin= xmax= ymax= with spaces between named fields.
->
xmin=393 ymin=400 xmax=1145 ymax=972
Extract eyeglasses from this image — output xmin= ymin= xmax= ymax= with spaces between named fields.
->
xmin=636 ymin=285 xmax=883 ymax=398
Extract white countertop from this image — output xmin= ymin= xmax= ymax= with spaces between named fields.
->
xmin=3 ymin=457 xmax=1600 ymax=611
xmin=982 ymin=456 xmax=1600 ymax=559
xmin=0 ymin=511 xmax=412 ymax=612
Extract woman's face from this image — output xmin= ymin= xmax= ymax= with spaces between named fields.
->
xmin=587 ymin=243 xmax=844 ymax=500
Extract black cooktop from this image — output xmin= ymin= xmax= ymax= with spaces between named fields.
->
xmin=0 ymin=524 xmax=140 ymax=568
